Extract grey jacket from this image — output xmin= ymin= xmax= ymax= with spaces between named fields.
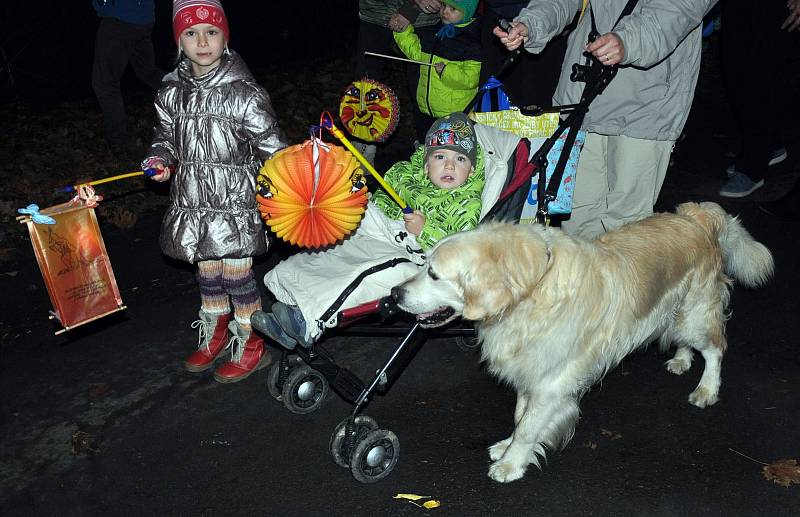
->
xmin=359 ymin=0 xmax=440 ymax=27
xmin=515 ymin=0 xmax=717 ymax=141
xmin=146 ymin=51 xmax=286 ymax=263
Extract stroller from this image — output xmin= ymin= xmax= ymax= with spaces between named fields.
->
xmin=256 ymin=33 xmax=617 ymax=483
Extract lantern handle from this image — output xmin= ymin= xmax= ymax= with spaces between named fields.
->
xmin=319 ymin=112 xmax=412 ymax=214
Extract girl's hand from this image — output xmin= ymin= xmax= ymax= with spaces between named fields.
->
xmin=493 ymin=21 xmax=529 ymax=51
xmin=150 ymin=163 xmax=172 ymax=182
xmin=403 ymin=210 xmax=425 ymax=236
xmin=586 ymin=32 xmax=625 ymax=66
xmin=434 ymin=62 xmax=445 ymax=75
xmin=389 ymin=13 xmax=410 ymax=32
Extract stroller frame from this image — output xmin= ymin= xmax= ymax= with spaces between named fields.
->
xmin=263 ymin=34 xmax=619 ymax=482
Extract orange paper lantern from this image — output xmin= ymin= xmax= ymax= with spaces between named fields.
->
xmin=257 ymin=139 xmax=369 ymax=249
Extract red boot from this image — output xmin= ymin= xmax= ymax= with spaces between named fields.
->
xmin=214 ymin=321 xmax=272 ymax=383
xmin=184 ymin=311 xmax=232 ymax=373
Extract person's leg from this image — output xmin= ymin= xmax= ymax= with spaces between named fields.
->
xmin=560 ymin=132 xmax=609 ymax=239
xmin=128 ymin=23 xmax=165 ymax=90
xmin=185 ymin=260 xmax=232 ymax=372
xmin=221 ymin=257 xmax=261 ymax=330
xmin=91 ymin=18 xmax=135 ymax=146
xmin=214 ymin=258 xmax=270 ymax=383
xmin=721 ymin=0 xmax=788 ymax=185
xmin=603 ymin=136 xmax=673 ymax=231
xmin=354 ymin=20 xmax=394 ymax=80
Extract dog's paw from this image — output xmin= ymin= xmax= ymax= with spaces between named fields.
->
xmin=488 ymin=460 xmax=526 ymax=483
xmin=688 ymin=387 xmax=719 ymax=408
xmin=488 ymin=438 xmax=511 ymax=461
xmin=665 ymin=357 xmax=691 ymax=375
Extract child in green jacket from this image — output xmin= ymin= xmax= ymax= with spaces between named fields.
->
xmin=389 ymin=0 xmax=482 ymax=142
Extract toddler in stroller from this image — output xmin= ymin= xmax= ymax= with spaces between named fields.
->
xmin=252 ymin=112 xmax=520 ymax=349
xmin=249 ymin=112 xmax=548 ymax=483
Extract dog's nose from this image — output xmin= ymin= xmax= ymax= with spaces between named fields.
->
xmin=390 ymin=286 xmax=403 ymax=302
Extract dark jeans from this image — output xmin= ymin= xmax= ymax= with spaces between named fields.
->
xmin=91 ymin=17 xmax=165 ymax=146
xmin=722 ymin=1 xmax=792 ymax=181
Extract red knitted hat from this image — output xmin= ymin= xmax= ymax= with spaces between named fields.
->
xmin=172 ymin=0 xmax=229 ymax=44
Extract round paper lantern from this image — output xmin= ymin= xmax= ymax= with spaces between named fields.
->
xmin=256 ymin=139 xmax=369 ymax=249
xmin=338 ymin=78 xmax=399 ymax=143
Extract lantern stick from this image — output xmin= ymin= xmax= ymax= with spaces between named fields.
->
xmin=319 ymin=113 xmax=412 ymax=213
xmin=57 ymin=169 xmax=159 ymax=193
xmin=364 ymin=51 xmax=434 ymax=67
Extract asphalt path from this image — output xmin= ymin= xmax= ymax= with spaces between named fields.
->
xmin=3 ymin=53 xmax=800 ymax=517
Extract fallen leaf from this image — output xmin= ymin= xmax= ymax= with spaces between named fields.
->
xmin=763 ymin=459 xmax=800 ymax=487
xmin=394 ymin=494 xmax=431 ymax=501
xmin=600 ymin=428 xmax=623 ymax=440
xmin=71 ymin=430 xmax=100 ymax=455
xmin=422 ymin=500 xmax=441 ymax=509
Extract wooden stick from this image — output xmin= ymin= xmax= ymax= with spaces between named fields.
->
xmin=364 ymin=51 xmax=433 ymax=67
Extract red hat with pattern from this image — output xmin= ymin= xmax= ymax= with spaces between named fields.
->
xmin=172 ymin=0 xmax=229 ymax=44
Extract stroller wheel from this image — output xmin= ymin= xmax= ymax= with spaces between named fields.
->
xmin=350 ymin=429 xmax=400 ymax=483
xmin=265 ymin=362 xmax=284 ymax=401
xmin=329 ymin=415 xmax=379 ymax=468
xmin=281 ymin=366 xmax=329 ymax=414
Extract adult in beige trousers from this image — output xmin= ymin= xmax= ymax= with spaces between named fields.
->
xmin=496 ymin=0 xmax=717 ymax=238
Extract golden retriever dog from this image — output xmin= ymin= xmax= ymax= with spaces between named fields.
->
xmin=391 ymin=202 xmax=773 ymax=483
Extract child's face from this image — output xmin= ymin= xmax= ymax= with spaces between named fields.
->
xmin=425 ymin=149 xmax=473 ymax=190
xmin=179 ymin=23 xmax=226 ymax=76
xmin=439 ymin=4 xmax=464 ymax=24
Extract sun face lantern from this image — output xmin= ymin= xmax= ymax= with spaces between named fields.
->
xmin=338 ymin=78 xmax=399 ymax=143
xmin=256 ymin=139 xmax=369 ymax=249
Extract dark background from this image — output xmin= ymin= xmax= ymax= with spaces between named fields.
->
xmin=0 ymin=1 xmax=360 ymax=101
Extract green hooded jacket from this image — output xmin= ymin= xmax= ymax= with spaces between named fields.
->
xmin=393 ymin=19 xmax=482 ymax=117
xmin=371 ymin=144 xmax=485 ymax=250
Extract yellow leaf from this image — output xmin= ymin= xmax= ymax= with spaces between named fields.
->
xmin=394 ymin=494 xmax=431 ymax=501
xmin=422 ymin=500 xmax=441 ymax=509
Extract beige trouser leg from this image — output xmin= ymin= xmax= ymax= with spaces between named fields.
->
xmin=561 ymin=133 xmax=674 ymax=239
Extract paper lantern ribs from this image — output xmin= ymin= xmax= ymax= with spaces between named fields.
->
xmin=257 ymin=139 xmax=369 ymax=248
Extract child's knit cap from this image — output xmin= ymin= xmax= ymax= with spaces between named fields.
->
xmin=441 ymin=0 xmax=478 ymax=21
xmin=172 ymin=0 xmax=229 ymax=44
xmin=424 ymin=112 xmax=478 ymax=166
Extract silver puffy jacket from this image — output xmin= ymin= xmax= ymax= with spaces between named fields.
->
xmin=145 ymin=51 xmax=287 ymax=263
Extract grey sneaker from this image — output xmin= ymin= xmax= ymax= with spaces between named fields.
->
xmin=726 ymin=147 xmax=788 ymax=177
xmin=272 ymin=302 xmax=310 ymax=348
xmin=251 ymin=310 xmax=297 ymax=350
xmin=719 ymin=172 xmax=764 ymax=198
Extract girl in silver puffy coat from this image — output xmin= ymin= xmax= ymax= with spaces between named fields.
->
xmin=143 ymin=0 xmax=287 ymax=383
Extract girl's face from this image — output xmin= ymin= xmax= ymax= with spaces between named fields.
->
xmin=439 ymin=4 xmax=464 ymax=24
xmin=425 ymin=149 xmax=473 ymax=190
xmin=179 ymin=23 xmax=226 ymax=76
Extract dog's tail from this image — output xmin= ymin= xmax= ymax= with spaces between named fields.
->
xmin=676 ymin=201 xmax=774 ymax=288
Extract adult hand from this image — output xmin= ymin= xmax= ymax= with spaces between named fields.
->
xmin=389 ymin=13 xmax=410 ymax=32
xmin=586 ymin=32 xmax=625 ymax=66
xmin=782 ymin=0 xmax=800 ymax=31
xmin=414 ymin=0 xmax=442 ymax=15
xmin=403 ymin=210 xmax=425 ymax=236
xmin=492 ymin=22 xmax=529 ymax=51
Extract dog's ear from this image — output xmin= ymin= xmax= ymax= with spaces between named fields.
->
xmin=461 ymin=224 xmax=551 ymax=320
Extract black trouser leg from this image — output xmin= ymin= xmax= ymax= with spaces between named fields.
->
xmin=722 ymin=1 xmax=791 ymax=181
